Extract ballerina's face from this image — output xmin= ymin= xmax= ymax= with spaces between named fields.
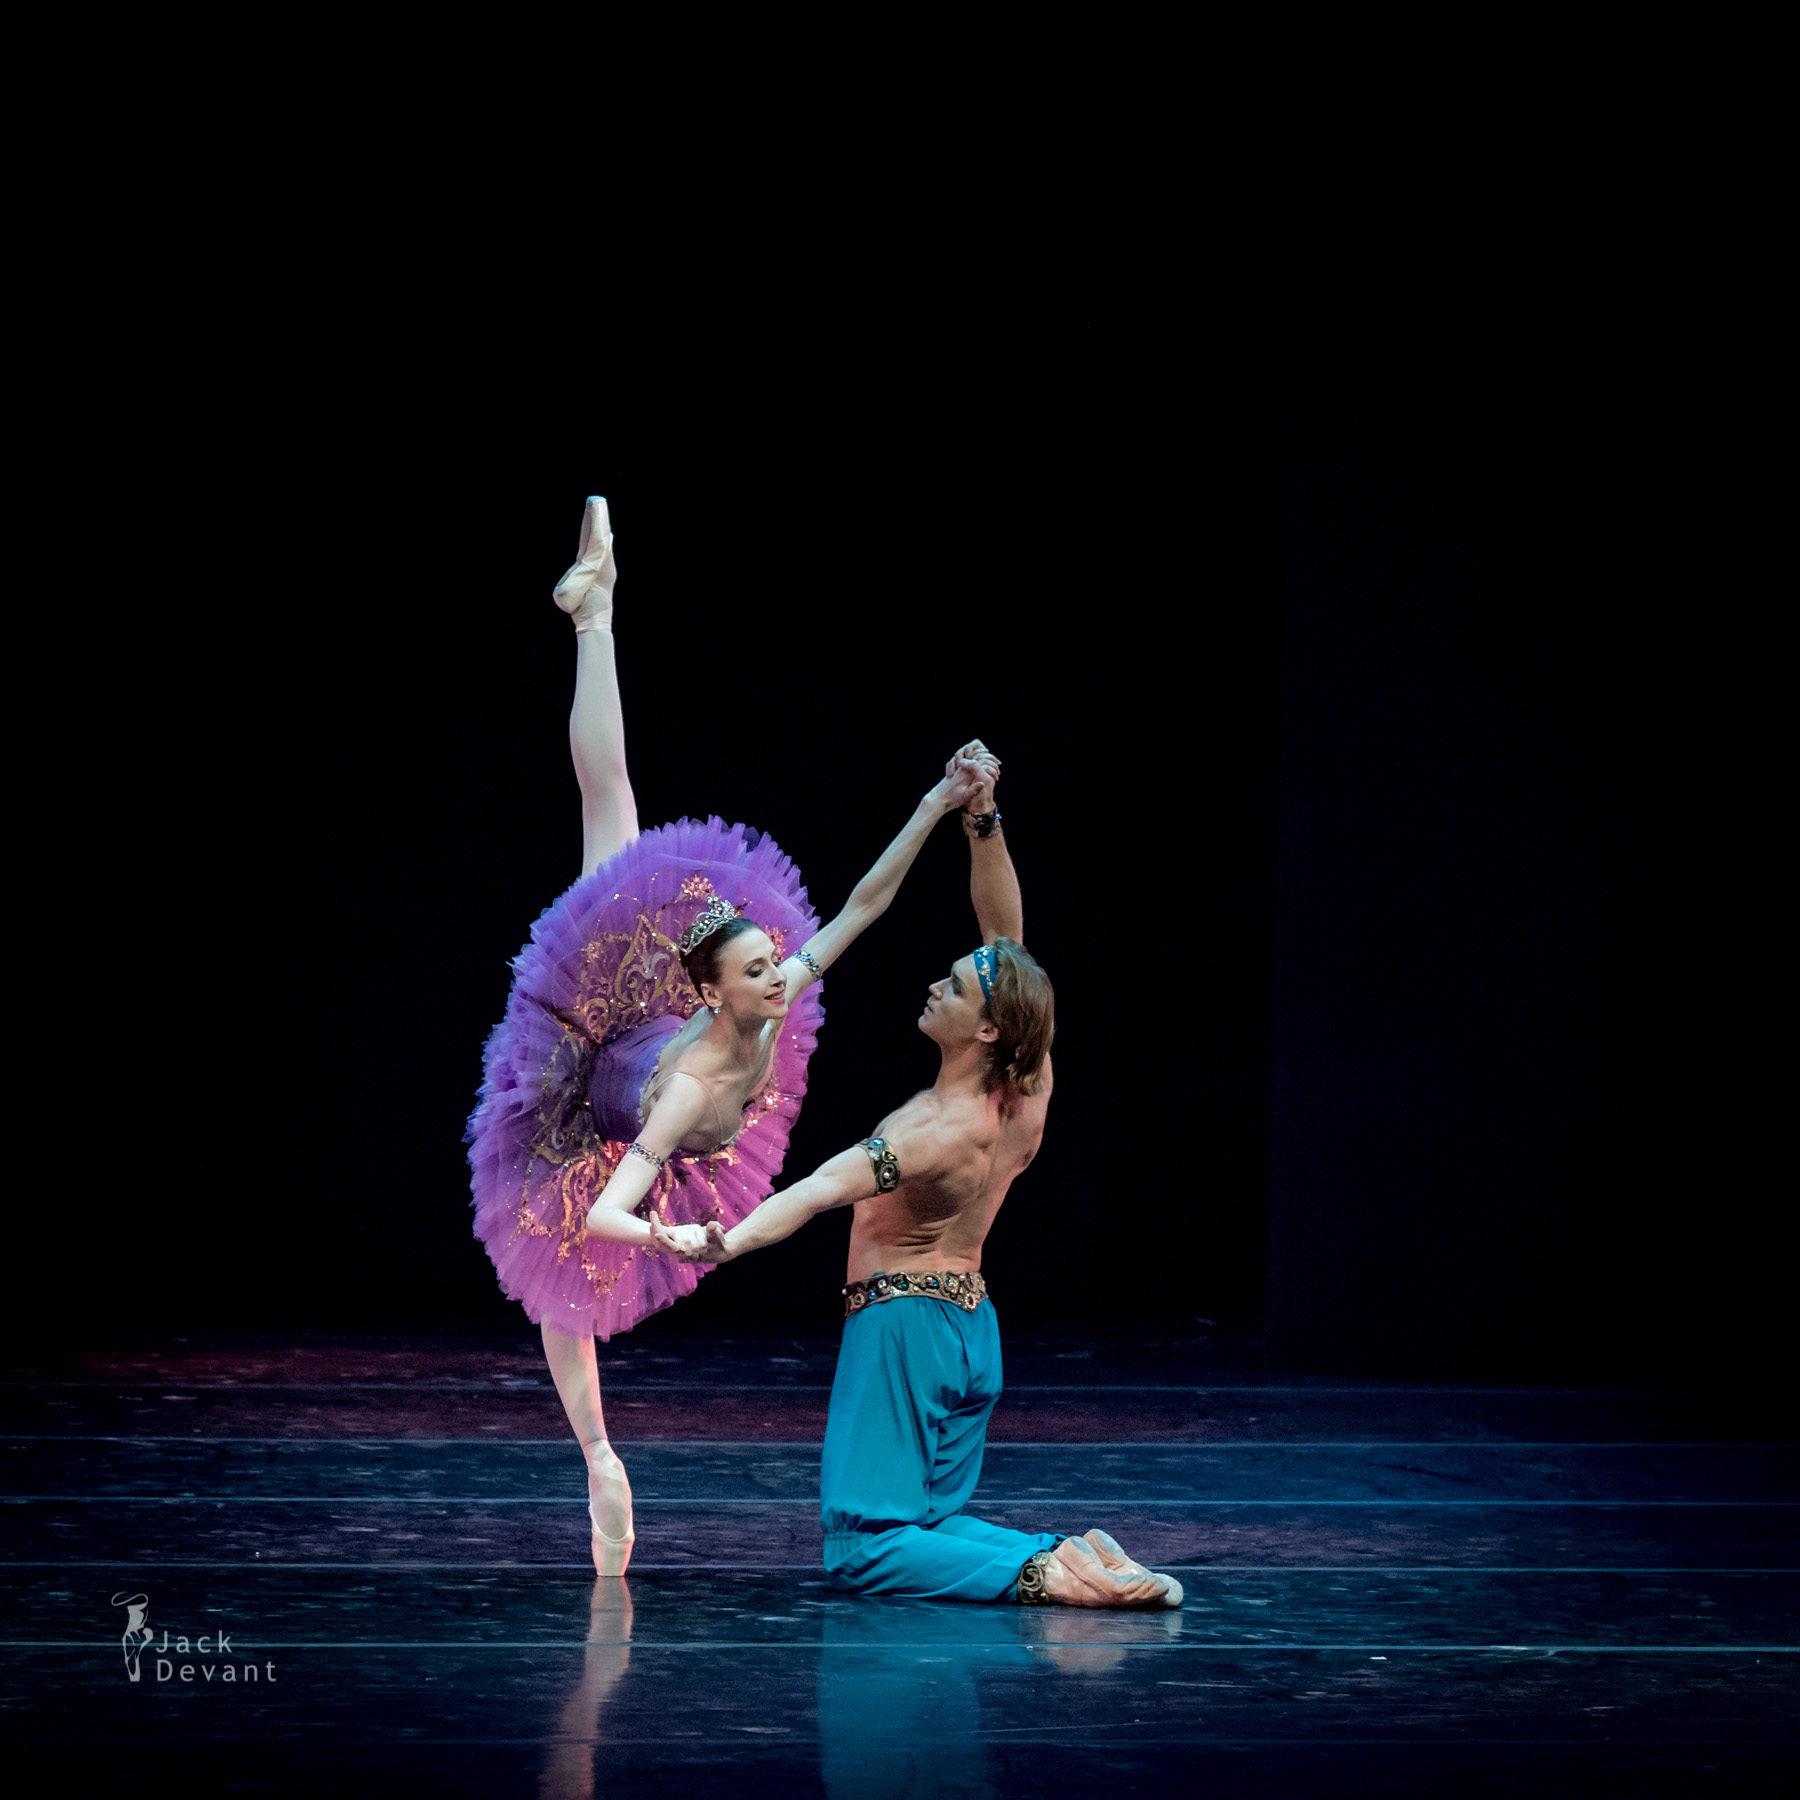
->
xmin=704 ymin=931 xmax=789 ymax=1022
xmin=918 ymin=952 xmax=1000 ymax=1050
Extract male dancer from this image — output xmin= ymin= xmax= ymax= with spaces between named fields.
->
xmin=682 ymin=751 xmax=1182 ymax=1608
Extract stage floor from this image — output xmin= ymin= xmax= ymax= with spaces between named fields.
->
xmin=3 ymin=1330 xmax=1795 ymax=1796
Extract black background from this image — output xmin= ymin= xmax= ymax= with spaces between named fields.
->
xmin=26 ymin=164 xmax=1778 ymax=1387
xmin=80 ymin=331 xmax=1283 ymax=1342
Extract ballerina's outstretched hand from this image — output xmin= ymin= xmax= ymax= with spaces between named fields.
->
xmin=647 ymin=1220 xmax=709 ymax=1257
xmin=774 ymin=743 xmax=999 ymax=1003
xmin=675 ymin=1221 xmax=736 ymax=1266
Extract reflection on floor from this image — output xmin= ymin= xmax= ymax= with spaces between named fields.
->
xmin=3 ymin=1331 xmax=1796 ymax=1796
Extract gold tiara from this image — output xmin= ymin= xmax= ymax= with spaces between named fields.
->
xmin=677 ymin=894 xmax=742 ymax=956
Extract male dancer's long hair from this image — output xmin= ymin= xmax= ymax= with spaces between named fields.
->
xmin=980 ymin=937 xmax=1054 ymax=1100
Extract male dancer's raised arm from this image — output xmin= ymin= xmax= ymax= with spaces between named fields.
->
xmin=958 ymin=741 xmax=1023 ymax=946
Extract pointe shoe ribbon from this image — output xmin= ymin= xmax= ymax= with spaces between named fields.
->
xmin=554 ymin=496 xmax=616 ymax=633
xmin=1036 ymin=1533 xmax=1181 ymax=1608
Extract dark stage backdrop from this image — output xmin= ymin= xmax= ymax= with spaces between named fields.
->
xmin=31 ymin=284 xmax=1767 ymax=1383
xmin=81 ymin=368 xmax=1285 ymax=1342
xmin=1265 ymin=314 xmax=1775 ymax=1386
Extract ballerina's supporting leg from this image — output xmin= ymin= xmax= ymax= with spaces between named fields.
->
xmin=541 ymin=1322 xmax=635 ymax=1573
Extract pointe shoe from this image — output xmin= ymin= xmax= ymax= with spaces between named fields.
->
xmin=589 ymin=1498 xmax=635 ymax=1577
xmin=1082 ymin=1528 xmax=1184 ymax=1608
xmin=1039 ymin=1533 xmax=1180 ymax=1608
xmin=584 ymin=1441 xmax=635 ymax=1577
xmin=553 ymin=496 xmax=617 ymax=633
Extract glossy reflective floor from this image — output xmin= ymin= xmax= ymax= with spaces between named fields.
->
xmin=3 ymin=1332 xmax=1796 ymax=1796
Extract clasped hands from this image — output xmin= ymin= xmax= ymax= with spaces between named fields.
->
xmin=941 ymin=739 xmax=999 ymax=811
xmin=648 ymin=1218 xmax=734 ymax=1264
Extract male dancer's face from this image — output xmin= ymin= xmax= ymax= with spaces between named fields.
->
xmin=918 ymin=953 xmax=998 ymax=1049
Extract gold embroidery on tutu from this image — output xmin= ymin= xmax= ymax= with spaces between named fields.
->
xmin=536 ymin=890 xmax=775 ymax=1051
xmin=560 ymin=911 xmax=697 ymax=1046
xmin=510 ymin=893 xmax=788 ymax=1303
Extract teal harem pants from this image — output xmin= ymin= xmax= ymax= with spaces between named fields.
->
xmin=820 ymin=1294 xmax=1060 ymax=1600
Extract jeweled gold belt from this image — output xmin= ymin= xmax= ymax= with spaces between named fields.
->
xmin=842 ymin=1269 xmax=988 ymax=1317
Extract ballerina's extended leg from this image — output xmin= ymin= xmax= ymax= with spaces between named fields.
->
xmin=556 ymin=495 xmax=639 ymax=877
xmin=541 ymin=1322 xmax=636 ymax=1576
xmin=539 ymin=495 xmax=639 ymax=1575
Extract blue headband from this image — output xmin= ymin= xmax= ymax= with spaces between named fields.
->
xmin=971 ymin=944 xmax=996 ymax=1004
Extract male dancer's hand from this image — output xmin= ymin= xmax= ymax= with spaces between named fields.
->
xmin=966 ymin=757 xmax=997 ymax=814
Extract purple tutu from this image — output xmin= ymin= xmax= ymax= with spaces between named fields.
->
xmin=466 ymin=818 xmax=824 ymax=1339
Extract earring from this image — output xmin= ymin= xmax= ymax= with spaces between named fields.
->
xmin=711 ymin=1006 xmax=721 ymax=1017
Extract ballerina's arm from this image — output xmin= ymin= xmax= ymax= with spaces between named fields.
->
xmin=582 ymin=1075 xmax=713 ymax=1247
xmin=781 ymin=749 xmax=999 ymax=1003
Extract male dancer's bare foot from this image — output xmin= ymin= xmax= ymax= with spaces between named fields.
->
xmin=554 ymin=496 xmax=617 ymax=632
xmin=1030 ymin=1534 xmax=1183 ymax=1608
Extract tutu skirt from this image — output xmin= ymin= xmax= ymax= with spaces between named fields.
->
xmin=466 ymin=818 xmax=824 ymax=1339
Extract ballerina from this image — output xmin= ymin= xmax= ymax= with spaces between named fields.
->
xmin=466 ymin=497 xmax=992 ymax=1576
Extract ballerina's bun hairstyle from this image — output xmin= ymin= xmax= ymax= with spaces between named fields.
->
xmin=680 ymin=915 xmax=764 ymax=1002
xmin=980 ymin=936 xmax=1054 ymax=1098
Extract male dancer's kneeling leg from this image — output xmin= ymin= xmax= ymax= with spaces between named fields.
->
xmin=682 ymin=747 xmax=1180 ymax=1609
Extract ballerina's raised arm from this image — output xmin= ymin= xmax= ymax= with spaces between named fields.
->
xmin=776 ymin=745 xmax=999 ymax=1004
xmin=581 ymin=745 xmax=998 ymax=1253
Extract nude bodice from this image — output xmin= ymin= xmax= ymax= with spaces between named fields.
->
xmin=638 ymin=1013 xmax=778 ymax=1156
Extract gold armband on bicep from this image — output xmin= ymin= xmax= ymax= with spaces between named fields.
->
xmin=860 ymin=1137 xmax=901 ymax=1193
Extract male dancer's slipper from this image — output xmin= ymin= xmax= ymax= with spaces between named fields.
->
xmin=1036 ymin=1534 xmax=1182 ymax=1608
xmin=1082 ymin=1528 xmax=1185 ymax=1607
